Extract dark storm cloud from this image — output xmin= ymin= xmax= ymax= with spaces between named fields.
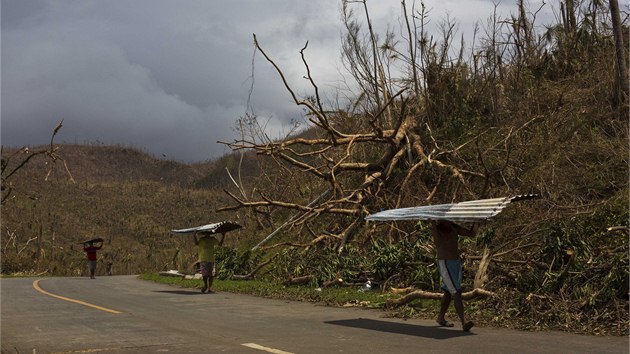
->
xmin=1 ymin=0 xmax=345 ymax=162
xmin=1 ymin=0 xmax=553 ymax=162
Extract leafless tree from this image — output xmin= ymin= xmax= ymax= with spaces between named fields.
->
xmin=219 ymin=2 xmax=492 ymax=253
xmin=609 ymin=0 xmax=629 ymax=100
xmin=1 ymin=120 xmax=73 ymax=204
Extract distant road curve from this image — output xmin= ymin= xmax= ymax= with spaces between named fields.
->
xmin=32 ymin=279 xmax=123 ymax=314
xmin=2 ymin=276 xmax=627 ymax=353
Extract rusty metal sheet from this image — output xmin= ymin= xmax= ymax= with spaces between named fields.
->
xmin=365 ymin=195 xmax=538 ymax=223
xmin=171 ymin=221 xmax=242 ymax=235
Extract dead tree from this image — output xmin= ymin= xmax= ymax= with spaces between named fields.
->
xmin=1 ymin=120 xmax=73 ymax=204
xmin=231 ymin=254 xmax=278 ymax=280
xmin=609 ymin=0 xmax=629 ymax=101
xmin=219 ymin=24 xmax=487 ymax=252
xmin=387 ymin=288 xmax=496 ymax=307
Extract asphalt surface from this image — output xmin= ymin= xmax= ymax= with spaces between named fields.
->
xmin=1 ymin=276 xmax=627 ymax=353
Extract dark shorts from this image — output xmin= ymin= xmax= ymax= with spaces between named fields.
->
xmin=200 ymin=261 xmax=214 ymax=277
xmin=438 ymin=259 xmax=462 ymax=295
xmin=87 ymin=260 xmax=97 ymax=271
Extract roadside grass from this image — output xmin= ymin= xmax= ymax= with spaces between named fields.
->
xmin=138 ymin=273 xmax=412 ymax=310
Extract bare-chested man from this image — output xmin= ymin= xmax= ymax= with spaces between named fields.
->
xmin=431 ymin=220 xmax=478 ymax=332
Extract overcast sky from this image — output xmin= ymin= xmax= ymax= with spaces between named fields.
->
xmin=1 ymin=0 xmax=553 ymax=163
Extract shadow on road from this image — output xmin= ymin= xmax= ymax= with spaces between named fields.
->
xmin=324 ymin=318 xmax=474 ymax=339
xmin=153 ymin=290 xmax=210 ymax=295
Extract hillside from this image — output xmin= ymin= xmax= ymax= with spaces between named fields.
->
xmin=1 ymin=144 xmax=261 ymax=276
xmin=6 ymin=144 xmax=208 ymax=187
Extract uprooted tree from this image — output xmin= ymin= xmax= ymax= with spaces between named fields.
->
xmin=221 ymin=1 xmax=498 ymax=252
xmin=219 ymin=0 xmax=627 ymax=311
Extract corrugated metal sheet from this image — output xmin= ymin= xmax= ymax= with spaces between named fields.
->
xmin=365 ymin=194 xmax=538 ymax=223
xmin=171 ymin=221 xmax=242 ymax=234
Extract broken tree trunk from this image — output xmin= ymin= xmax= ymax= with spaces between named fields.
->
xmin=283 ymin=275 xmax=314 ymax=286
xmin=473 ymin=246 xmax=492 ymax=289
xmin=231 ymin=254 xmax=278 ymax=280
xmin=386 ymin=288 xmax=496 ymax=307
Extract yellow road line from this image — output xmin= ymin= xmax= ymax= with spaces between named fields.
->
xmin=51 ymin=348 xmax=119 ymax=354
xmin=241 ymin=343 xmax=293 ymax=354
xmin=33 ymin=279 xmax=122 ymax=314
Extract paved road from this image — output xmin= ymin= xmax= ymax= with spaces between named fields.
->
xmin=1 ymin=276 xmax=627 ymax=353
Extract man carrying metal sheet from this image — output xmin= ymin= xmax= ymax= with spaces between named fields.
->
xmin=431 ymin=220 xmax=478 ymax=332
xmin=82 ymin=238 xmax=103 ymax=279
xmin=193 ymin=231 xmax=222 ymax=293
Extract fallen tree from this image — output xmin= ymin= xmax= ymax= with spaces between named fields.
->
xmin=387 ymin=288 xmax=496 ymax=306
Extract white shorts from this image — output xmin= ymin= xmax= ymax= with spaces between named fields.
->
xmin=438 ymin=259 xmax=462 ymax=295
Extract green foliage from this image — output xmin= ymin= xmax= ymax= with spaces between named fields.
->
xmin=215 ymin=248 xmax=263 ymax=278
xmin=475 ymin=228 xmax=496 ymax=248
xmin=231 ymin=238 xmax=439 ymax=291
xmin=369 ymin=239 xmax=408 ymax=280
xmin=536 ymin=199 xmax=629 ymax=303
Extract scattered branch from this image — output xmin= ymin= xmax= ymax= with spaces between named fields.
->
xmin=386 ymin=288 xmax=496 ymax=307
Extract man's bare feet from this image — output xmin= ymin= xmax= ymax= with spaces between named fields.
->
xmin=463 ymin=321 xmax=474 ymax=332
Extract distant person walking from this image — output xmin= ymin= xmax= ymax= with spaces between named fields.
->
xmin=431 ymin=220 xmax=478 ymax=332
xmin=193 ymin=232 xmax=222 ymax=293
xmin=83 ymin=238 xmax=103 ymax=279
